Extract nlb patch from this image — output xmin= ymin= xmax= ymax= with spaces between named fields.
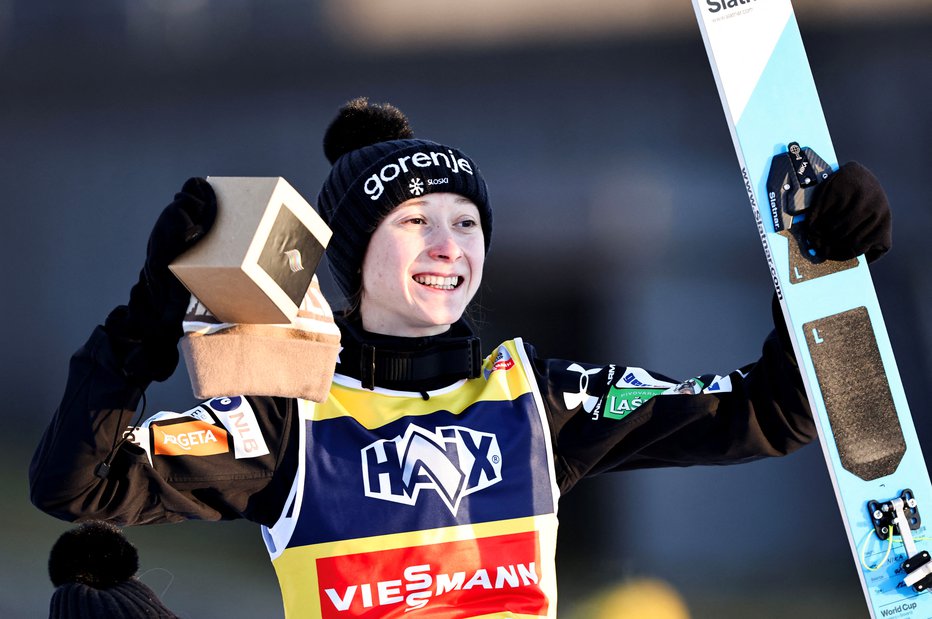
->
xmin=208 ymin=396 xmax=271 ymax=459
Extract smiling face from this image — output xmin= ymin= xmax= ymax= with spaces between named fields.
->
xmin=359 ymin=192 xmax=485 ymax=337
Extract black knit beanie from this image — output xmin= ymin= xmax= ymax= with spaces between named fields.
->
xmin=317 ymin=97 xmax=492 ymax=298
xmin=48 ymin=521 xmax=178 ymax=619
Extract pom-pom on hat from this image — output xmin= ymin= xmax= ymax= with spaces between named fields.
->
xmin=48 ymin=521 xmax=178 ymax=618
xmin=317 ymin=97 xmax=492 ymax=298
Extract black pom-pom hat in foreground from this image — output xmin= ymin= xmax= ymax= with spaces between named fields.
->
xmin=48 ymin=521 xmax=178 ymax=618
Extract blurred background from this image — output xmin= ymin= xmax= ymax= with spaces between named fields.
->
xmin=2 ymin=0 xmax=930 ymax=617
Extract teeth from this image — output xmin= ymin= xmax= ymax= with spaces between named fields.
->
xmin=414 ymin=275 xmax=461 ymax=290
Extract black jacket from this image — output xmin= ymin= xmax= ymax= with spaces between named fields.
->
xmin=30 ymin=305 xmax=816 ymax=528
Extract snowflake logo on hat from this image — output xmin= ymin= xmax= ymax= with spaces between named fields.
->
xmin=408 ymin=178 xmax=424 ymax=196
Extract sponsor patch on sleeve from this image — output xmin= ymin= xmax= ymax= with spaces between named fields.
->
xmin=593 ymin=367 xmax=675 ymax=421
xmin=703 ymin=374 xmax=733 ymax=393
xmin=663 ymin=377 xmax=706 ymax=395
xmin=602 ymin=386 xmax=666 ymax=421
xmin=207 ymin=396 xmax=271 ymax=459
xmin=153 ymin=419 xmax=230 ymax=456
xmin=134 ymin=406 xmax=222 ymax=461
xmin=595 ymin=368 xmax=712 ymax=421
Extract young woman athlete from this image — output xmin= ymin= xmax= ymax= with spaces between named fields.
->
xmin=31 ymin=98 xmax=892 ymax=618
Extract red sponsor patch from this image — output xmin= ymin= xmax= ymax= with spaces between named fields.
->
xmin=490 ymin=346 xmax=514 ymax=372
xmin=316 ymin=531 xmax=547 ymax=618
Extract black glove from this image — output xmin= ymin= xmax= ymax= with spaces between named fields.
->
xmin=105 ymin=177 xmax=217 ymax=384
xmin=806 ymin=161 xmax=892 ymax=263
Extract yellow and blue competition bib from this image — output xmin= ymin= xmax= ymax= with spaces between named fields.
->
xmin=264 ymin=340 xmax=560 ymax=619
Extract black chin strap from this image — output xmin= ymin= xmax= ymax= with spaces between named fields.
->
xmin=358 ymin=338 xmax=482 ymax=390
xmin=337 ymin=315 xmax=483 ymax=391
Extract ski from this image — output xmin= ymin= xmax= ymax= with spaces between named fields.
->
xmin=691 ymin=1 xmax=932 ymax=617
